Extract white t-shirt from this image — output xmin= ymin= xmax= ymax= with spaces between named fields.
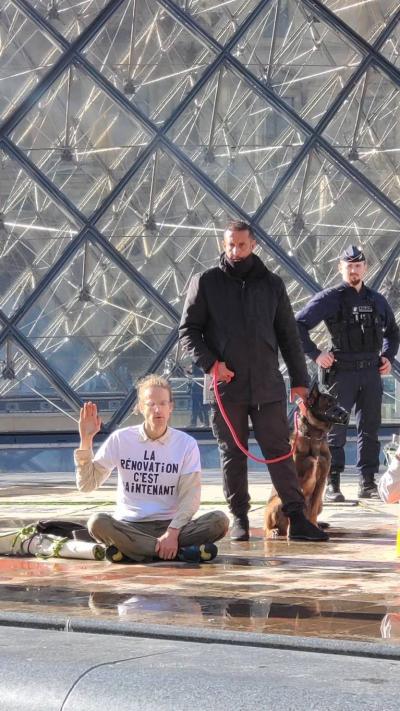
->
xmin=93 ymin=425 xmax=201 ymax=521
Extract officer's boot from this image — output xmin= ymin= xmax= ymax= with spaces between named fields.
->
xmin=358 ymin=474 xmax=379 ymax=499
xmin=324 ymin=469 xmax=345 ymax=503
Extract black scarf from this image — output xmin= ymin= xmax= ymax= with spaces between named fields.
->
xmin=224 ymin=253 xmax=254 ymax=279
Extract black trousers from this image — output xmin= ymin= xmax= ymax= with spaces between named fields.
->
xmin=327 ymin=366 xmax=382 ymax=480
xmin=211 ymin=400 xmax=304 ymax=518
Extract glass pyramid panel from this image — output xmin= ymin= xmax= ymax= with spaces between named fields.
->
xmin=380 ymin=21 xmax=400 ymax=68
xmin=0 ymin=0 xmax=399 ymax=435
xmin=0 ymin=151 xmax=79 ymax=317
xmin=260 ymin=149 xmax=400 ymax=289
xmin=16 ymin=240 xmax=176 ymax=418
xmin=27 ymin=0 xmax=109 ymax=41
xmin=175 ymin=0 xmax=261 ymax=45
xmin=84 ymin=0 xmax=215 ymax=124
xmin=167 ymin=64 xmax=307 ymax=214
xmin=10 ymin=65 xmax=150 ymax=217
xmin=233 ymin=0 xmax=362 ymax=125
xmin=322 ymin=1 xmax=398 ymax=43
xmin=96 ymin=148 xmax=230 ymax=311
xmin=323 ymin=66 xmax=400 ymax=206
xmin=0 ymin=2 xmax=62 ymax=121
xmin=0 ymin=338 xmax=76 ymax=433
xmin=380 ymin=256 xmax=400 ymax=330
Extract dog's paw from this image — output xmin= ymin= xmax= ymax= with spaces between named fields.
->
xmin=264 ymin=528 xmax=280 ymax=539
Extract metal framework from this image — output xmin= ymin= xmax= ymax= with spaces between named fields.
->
xmin=0 ymin=0 xmax=399 ymax=436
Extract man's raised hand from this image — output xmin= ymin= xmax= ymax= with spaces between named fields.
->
xmin=79 ymin=401 xmax=102 ymax=448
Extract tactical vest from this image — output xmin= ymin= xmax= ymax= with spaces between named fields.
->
xmin=326 ymin=287 xmax=383 ymax=353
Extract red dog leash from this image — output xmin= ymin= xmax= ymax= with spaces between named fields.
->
xmin=212 ymin=362 xmax=299 ymax=464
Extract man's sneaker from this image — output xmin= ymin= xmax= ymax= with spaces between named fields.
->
xmin=230 ymin=516 xmax=250 ymax=541
xmin=176 ymin=543 xmax=218 ymax=563
xmin=288 ymin=511 xmax=329 ymax=541
xmin=324 ymin=484 xmax=345 ymax=503
xmin=105 ymin=545 xmax=133 ymax=563
xmin=358 ymin=483 xmax=380 ymax=499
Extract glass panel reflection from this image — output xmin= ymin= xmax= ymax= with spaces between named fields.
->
xmin=28 ymin=0 xmax=110 ymax=41
xmin=235 ymin=0 xmax=362 ymax=125
xmin=323 ymin=66 xmax=400 ymax=207
xmin=0 ymin=2 xmax=62 ymax=121
xmin=10 ymin=66 xmax=150 ymax=217
xmin=16 ymin=240 xmax=176 ymax=421
xmin=0 ymin=0 xmax=398 ymax=434
xmin=97 ymin=148 xmax=229 ymax=311
xmin=0 ymin=153 xmax=78 ymax=317
xmin=0 ymin=338 xmax=77 ymax=433
xmin=260 ymin=150 xmax=400 ymax=290
xmin=84 ymin=0 xmax=215 ymax=123
xmin=175 ymin=0 xmax=261 ymax=45
xmin=168 ymin=64 xmax=306 ymax=214
xmin=323 ymin=1 xmax=397 ymax=42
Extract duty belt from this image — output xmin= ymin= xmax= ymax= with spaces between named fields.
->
xmin=334 ymin=358 xmax=380 ymax=371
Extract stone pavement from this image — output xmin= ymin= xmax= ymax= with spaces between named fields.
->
xmin=0 ymin=468 xmax=399 ymax=645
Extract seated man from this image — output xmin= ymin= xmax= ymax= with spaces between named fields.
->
xmin=75 ymin=374 xmax=229 ymax=563
xmin=378 ymin=442 xmax=400 ymax=503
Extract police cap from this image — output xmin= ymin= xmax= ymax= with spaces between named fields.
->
xmin=339 ymin=245 xmax=366 ymax=262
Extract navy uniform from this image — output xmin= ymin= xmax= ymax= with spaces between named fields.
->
xmin=296 ymin=246 xmax=400 ymax=500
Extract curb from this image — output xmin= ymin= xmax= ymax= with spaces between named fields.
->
xmin=0 ymin=611 xmax=399 ymax=660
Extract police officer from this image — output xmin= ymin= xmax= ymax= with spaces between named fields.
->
xmin=296 ymin=245 xmax=400 ymax=501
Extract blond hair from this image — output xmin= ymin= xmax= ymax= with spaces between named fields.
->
xmin=134 ymin=374 xmax=173 ymax=414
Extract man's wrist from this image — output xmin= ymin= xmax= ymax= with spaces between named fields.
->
xmin=79 ymin=438 xmax=94 ymax=450
xmin=167 ymin=526 xmax=180 ymax=535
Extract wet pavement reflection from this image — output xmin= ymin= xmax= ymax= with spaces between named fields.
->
xmin=1 ymin=528 xmax=400 ymax=644
xmin=1 ymin=474 xmax=400 ymax=644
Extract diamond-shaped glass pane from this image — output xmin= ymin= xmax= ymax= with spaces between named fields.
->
xmin=323 ymin=1 xmax=397 ymax=42
xmin=235 ymin=0 xmax=362 ymax=125
xmin=97 ymin=149 xmax=230 ymax=310
xmin=0 ymin=152 xmax=79 ymax=317
xmin=380 ymin=255 xmax=400 ymax=327
xmin=10 ymin=66 xmax=150 ymax=217
xmin=84 ymin=0 xmax=215 ymax=124
xmin=176 ymin=0 xmax=261 ymax=44
xmin=17 ymin=241 xmax=176 ymax=419
xmin=27 ymin=0 xmax=109 ymax=41
xmin=323 ymin=67 xmax=400 ymax=206
xmin=260 ymin=150 xmax=400 ymax=289
xmin=0 ymin=338 xmax=75 ymax=432
xmin=0 ymin=2 xmax=62 ymax=121
xmin=380 ymin=22 xmax=400 ymax=68
xmin=167 ymin=65 xmax=307 ymax=214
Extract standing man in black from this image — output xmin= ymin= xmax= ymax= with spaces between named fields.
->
xmin=296 ymin=245 xmax=399 ymax=502
xmin=179 ymin=219 xmax=328 ymax=542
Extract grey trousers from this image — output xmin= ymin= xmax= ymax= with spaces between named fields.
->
xmin=88 ymin=510 xmax=229 ymax=562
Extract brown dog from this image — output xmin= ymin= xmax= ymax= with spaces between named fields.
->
xmin=264 ymin=384 xmax=349 ymax=539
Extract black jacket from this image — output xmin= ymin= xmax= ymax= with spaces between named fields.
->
xmin=179 ymin=254 xmax=309 ymax=404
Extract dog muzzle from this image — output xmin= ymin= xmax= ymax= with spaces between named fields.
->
xmin=309 ymin=403 xmax=349 ymax=426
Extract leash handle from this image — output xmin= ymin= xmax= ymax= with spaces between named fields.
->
xmin=212 ymin=362 xmax=298 ymax=464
